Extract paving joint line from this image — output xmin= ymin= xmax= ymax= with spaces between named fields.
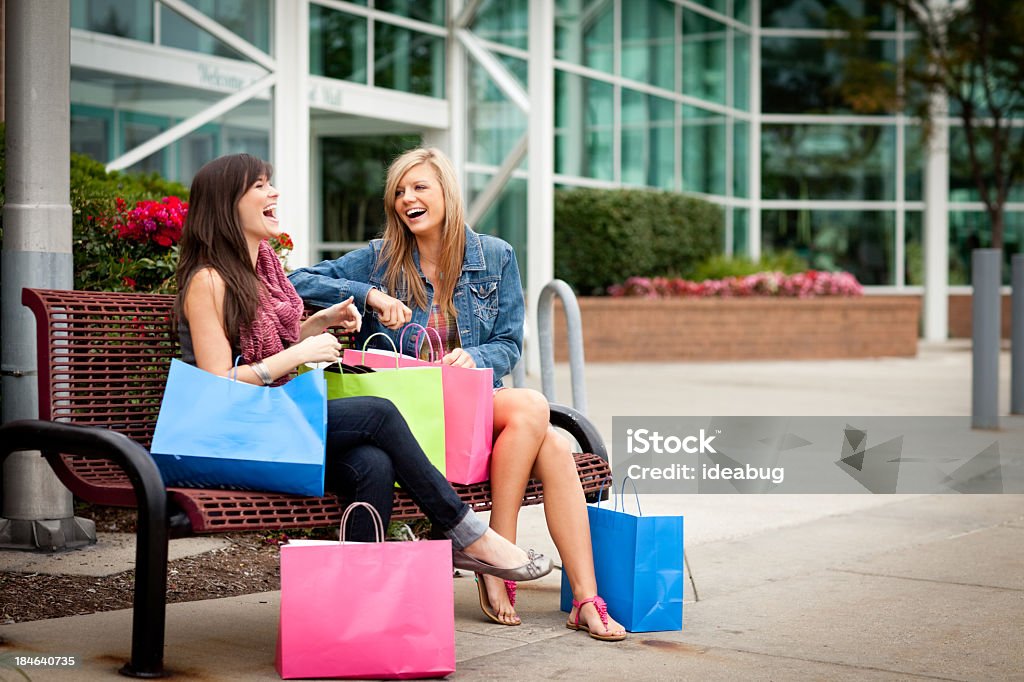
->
xmin=829 ymin=568 xmax=1024 ymax=592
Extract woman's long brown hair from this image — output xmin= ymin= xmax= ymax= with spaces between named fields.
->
xmin=380 ymin=147 xmax=466 ymax=318
xmin=174 ymin=153 xmax=273 ymax=348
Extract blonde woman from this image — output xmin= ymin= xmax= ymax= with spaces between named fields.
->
xmin=290 ymin=147 xmax=625 ymax=641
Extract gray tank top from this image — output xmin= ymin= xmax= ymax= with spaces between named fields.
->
xmin=178 ymin=316 xmax=240 ymax=366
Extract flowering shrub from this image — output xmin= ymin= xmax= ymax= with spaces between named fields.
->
xmin=114 ymin=196 xmax=186 ymax=247
xmin=607 ymin=271 xmax=864 ymax=298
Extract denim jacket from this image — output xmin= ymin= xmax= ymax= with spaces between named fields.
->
xmin=288 ymin=226 xmax=524 ymax=387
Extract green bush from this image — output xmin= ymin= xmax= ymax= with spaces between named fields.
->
xmin=691 ymin=251 xmax=809 ymax=281
xmin=554 ymin=188 xmax=723 ymax=295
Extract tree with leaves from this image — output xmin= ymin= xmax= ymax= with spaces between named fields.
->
xmin=831 ymin=0 xmax=1024 ymax=250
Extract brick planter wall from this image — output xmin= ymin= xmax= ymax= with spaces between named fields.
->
xmin=948 ymin=293 xmax=1012 ymax=339
xmin=552 ymin=296 xmax=921 ymax=362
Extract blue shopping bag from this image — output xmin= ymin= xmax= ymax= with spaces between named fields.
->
xmin=560 ymin=479 xmax=684 ymax=632
xmin=151 ymin=359 xmax=327 ymax=496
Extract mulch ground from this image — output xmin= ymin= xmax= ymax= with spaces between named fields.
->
xmin=0 ymin=505 xmax=288 ymax=624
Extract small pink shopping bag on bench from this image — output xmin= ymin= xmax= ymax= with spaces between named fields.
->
xmin=276 ymin=502 xmax=455 ymax=679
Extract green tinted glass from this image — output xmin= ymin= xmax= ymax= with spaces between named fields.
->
xmin=761 ymin=209 xmax=896 ymax=285
xmin=681 ymin=105 xmax=726 ymax=195
xmin=310 ymin=5 xmax=368 ymax=83
xmin=555 ymin=71 xmax=614 ymax=180
xmin=374 ymin=24 xmax=445 ymax=98
xmin=682 ymin=9 xmax=727 ymax=105
xmin=622 ymin=0 xmax=675 ymax=90
xmin=621 ymin=89 xmax=675 ymax=189
xmin=761 ymin=124 xmax=896 ymax=201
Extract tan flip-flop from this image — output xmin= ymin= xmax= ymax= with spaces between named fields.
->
xmin=475 ymin=573 xmax=521 ymax=626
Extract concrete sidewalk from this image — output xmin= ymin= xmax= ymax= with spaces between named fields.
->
xmin=2 ymin=341 xmax=1023 ymax=680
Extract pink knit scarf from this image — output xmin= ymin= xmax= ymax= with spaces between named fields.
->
xmin=239 ymin=240 xmax=302 ymax=371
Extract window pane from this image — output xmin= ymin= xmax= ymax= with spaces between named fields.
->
xmin=555 ymin=71 xmax=614 ymax=181
xmin=468 ymin=174 xmax=528 ymax=276
xmin=555 ymin=0 xmax=613 ymax=74
xmin=762 ymin=210 xmax=895 ymax=285
xmin=733 ymin=208 xmax=749 ymax=257
xmin=950 ymin=211 xmax=1024 ymax=285
xmin=622 ymin=0 xmax=675 ymax=91
xmin=72 ymin=0 xmax=152 ymax=42
xmin=621 ymin=90 xmax=675 ymax=189
xmin=681 ymin=105 xmax=726 ymax=195
xmin=71 ymin=107 xmax=112 ymax=163
xmin=123 ymin=115 xmax=169 ymax=176
xmin=949 ymin=126 xmax=1024 ymax=203
xmin=904 ymin=210 xmax=926 ymax=285
xmin=762 ymin=124 xmax=896 ymax=201
xmin=468 ymin=56 xmax=528 ymax=166
xmin=376 ymin=0 xmax=445 ymax=25
xmin=734 ymin=0 xmax=752 ymax=23
xmin=682 ymin=9 xmax=727 ymax=105
xmin=310 ymin=6 xmax=367 ymax=83
xmin=905 ymin=125 xmax=924 ymax=202
xmin=160 ymin=0 xmax=270 ymax=58
xmin=761 ymin=0 xmax=896 ymax=31
xmin=375 ymin=24 xmax=445 ymax=98
xmin=734 ymin=120 xmax=749 ymax=197
xmin=733 ymin=27 xmax=750 ymax=110
xmin=761 ymin=37 xmax=896 ymax=115
xmin=473 ymin=0 xmax=529 ymax=49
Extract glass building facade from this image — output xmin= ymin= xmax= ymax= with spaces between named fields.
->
xmin=65 ymin=0 xmax=1023 ymax=298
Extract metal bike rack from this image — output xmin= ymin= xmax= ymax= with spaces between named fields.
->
xmin=536 ymin=280 xmax=588 ymax=415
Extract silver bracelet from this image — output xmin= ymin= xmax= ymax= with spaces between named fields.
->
xmin=250 ymin=360 xmax=273 ymax=386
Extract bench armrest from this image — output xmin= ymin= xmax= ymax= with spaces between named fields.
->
xmin=0 ymin=420 xmax=169 ymax=677
xmin=548 ymin=403 xmax=608 ymax=461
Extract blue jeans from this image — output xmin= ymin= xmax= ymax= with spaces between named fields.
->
xmin=325 ymin=396 xmax=486 ymax=547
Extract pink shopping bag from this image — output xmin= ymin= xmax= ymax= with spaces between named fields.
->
xmin=276 ymin=503 xmax=455 ymax=679
xmin=344 ymin=324 xmax=494 ymax=484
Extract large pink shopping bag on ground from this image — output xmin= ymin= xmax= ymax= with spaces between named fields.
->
xmin=344 ymin=324 xmax=494 ymax=484
xmin=276 ymin=502 xmax=455 ymax=679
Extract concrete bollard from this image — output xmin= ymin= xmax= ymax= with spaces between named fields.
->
xmin=972 ymin=249 xmax=1001 ymax=429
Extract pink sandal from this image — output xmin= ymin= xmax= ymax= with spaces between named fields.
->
xmin=475 ymin=573 xmax=521 ymax=626
xmin=566 ymin=595 xmax=626 ymax=641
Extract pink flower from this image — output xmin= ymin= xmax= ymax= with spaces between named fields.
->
xmin=608 ymin=270 xmax=864 ymax=299
xmin=113 ymin=196 xmax=189 ymax=248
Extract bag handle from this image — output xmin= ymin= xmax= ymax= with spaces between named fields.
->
xmin=594 ymin=476 xmax=642 ymax=516
xmin=338 ymin=502 xmax=385 ymax=543
xmin=352 ymin=332 xmax=401 ymax=369
xmin=398 ymin=323 xmax=443 ymax=363
xmin=231 ymin=355 xmax=244 ymax=383
xmin=594 ymin=475 xmax=613 ymax=509
xmin=615 ymin=476 xmax=643 ymax=516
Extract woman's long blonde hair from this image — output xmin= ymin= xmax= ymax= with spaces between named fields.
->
xmin=380 ymin=147 xmax=466 ymax=318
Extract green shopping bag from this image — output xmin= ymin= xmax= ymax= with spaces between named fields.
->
xmin=321 ymin=334 xmax=447 ymax=478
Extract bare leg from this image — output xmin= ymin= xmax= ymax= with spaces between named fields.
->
xmin=483 ymin=388 xmax=623 ymax=637
xmin=479 ymin=388 xmax=548 ymax=624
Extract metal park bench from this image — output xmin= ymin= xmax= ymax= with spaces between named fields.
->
xmin=0 ymin=287 xmax=611 ymax=677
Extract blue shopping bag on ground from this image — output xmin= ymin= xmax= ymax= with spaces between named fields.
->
xmin=560 ymin=479 xmax=684 ymax=632
xmin=151 ymin=359 xmax=327 ymax=496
